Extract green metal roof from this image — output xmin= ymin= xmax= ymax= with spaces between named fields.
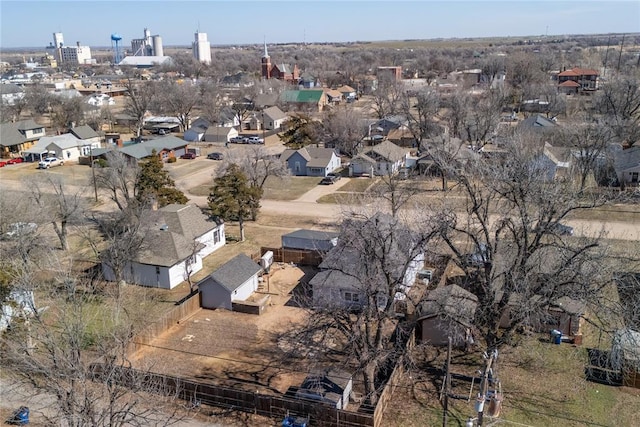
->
xmin=280 ymin=90 xmax=324 ymax=104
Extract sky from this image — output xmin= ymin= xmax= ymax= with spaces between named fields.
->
xmin=0 ymin=0 xmax=638 ymax=49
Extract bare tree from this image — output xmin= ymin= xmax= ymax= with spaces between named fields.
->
xmin=320 ymin=106 xmax=368 ymax=156
xmin=94 ymin=151 xmax=140 ymax=212
xmin=284 ymin=211 xmax=437 ymax=405
xmin=462 ymin=90 xmax=504 ymax=147
xmin=152 ymin=80 xmax=201 ymax=132
xmin=221 ymin=145 xmax=290 ymax=190
xmin=29 ymin=174 xmax=86 ymax=251
xmin=427 ymin=135 xmax=613 ymax=351
xmin=50 ymin=96 xmax=85 ymax=134
xmin=123 ymin=78 xmax=156 ymax=137
xmin=593 ymin=73 xmax=640 ymax=146
xmin=370 ymin=76 xmax=404 ymax=119
xmin=400 ymin=88 xmax=442 ymax=143
xmin=0 ymin=261 xmax=184 ymax=426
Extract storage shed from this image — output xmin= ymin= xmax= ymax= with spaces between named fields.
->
xmin=295 ymin=368 xmax=353 ymax=410
xmin=281 ymin=229 xmax=339 ymax=252
xmin=198 ymin=254 xmax=262 ymax=310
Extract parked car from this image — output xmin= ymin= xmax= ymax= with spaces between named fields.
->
xmin=38 ymin=157 xmax=64 ymax=169
xmin=247 ymin=136 xmax=264 ymax=144
xmin=6 ymin=158 xmax=24 ymax=165
xmin=327 ymin=172 xmax=342 ymax=181
xmin=207 ymin=152 xmax=224 ymax=160
xmin=0 ymin=160 xmax=7 ymax=168
xmin=534 ymin=222 xmax=574 ymax=236
xmin=157 ymin=129 xmax=169 ymax=135
xmin=319 ymin=176 xmax=338 ymax=185
xmin=230 ymin=136 xmax=248 ymax=144
xmin=180 ymin=152 xmax=197 ymax=159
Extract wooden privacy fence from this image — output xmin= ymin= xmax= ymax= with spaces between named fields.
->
xmin=90 ymin=364 xmax=375 ymax=427
xmin=126 ymin=291 xmax=201 ymax=356
xmin=261 ymin=246 xmax=324 ymax=266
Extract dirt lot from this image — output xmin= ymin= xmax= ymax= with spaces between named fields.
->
xmin=129 ymin=264 xmax=318 ymax=395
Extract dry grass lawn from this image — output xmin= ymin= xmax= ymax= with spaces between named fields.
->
xmin=262 ymin=176 xmax=321 ymax=200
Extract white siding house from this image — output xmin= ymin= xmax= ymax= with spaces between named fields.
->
xmin=350 ymin=140 xmax=408 ymax=176
xmin=101 ymin=204 xmax=225 ymax=290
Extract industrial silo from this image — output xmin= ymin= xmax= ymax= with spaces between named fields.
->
xmin=152 ymin=35 xmax=163 ymax=57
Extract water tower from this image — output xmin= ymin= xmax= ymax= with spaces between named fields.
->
xmin=111 ymin=33 xmax=123 ymax=64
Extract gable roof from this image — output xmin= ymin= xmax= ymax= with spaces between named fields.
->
xmin=360 ymin=140 xmax=407 ymax=162
xmin=70 ymin=125 xmax=99 ymax=140
xmin=518 ymin=114 xmax=556 ymax=130
xmin=263 ymin=106 xmax=287 ymax=122
xmin=416 ymin=285 xmax=479 ymax=323
xmin=206 ymin=253 xmax=262 ymax=292
xmin=559 ymin=67 xmax=598 ymax=77
xmin=559 ymin=80 xmax=581 ymax=88
xmin=0 ymin=120 xmax=45 ymax=147
xmin=41 ymin=133 xmax=83 ymax=150
xmin=336 ymin=85 xmax=356 ymax=93
xmin=118 ymin=135 xmax=187 ymax=159
xmin=136 ymin=229 xmax=204 ymax=267
xmin=159 ymin=204 xmax=219 ymax=240
xmin=325 ymin=89 xmax=343 ymax=99
xmin=0 ymin=83 xmax=24 ymax=95
xmin=281 ymin=146 xmax=337 ymax=168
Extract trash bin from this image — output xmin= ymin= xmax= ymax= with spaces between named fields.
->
xmin=551 ymin=329 xmax=562 ymax=345
xmin=8 ymin=406 xmax=29 ymax=425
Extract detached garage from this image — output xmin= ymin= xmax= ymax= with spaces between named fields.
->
xmin=198 ymin=254 xmax=262 ymax=310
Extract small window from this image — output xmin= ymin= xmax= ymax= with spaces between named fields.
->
xmin=155 ymin=266 xmax=160 ymax=275
xmin=631 ymin=172 xmax=639 ymax=183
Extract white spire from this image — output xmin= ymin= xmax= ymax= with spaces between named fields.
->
xmin=263 ymin=37 xmax=269 ymax=58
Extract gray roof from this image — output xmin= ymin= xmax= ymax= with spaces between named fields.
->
xmin=518 ymin=114 xmax=556 ymax=130
xmin=0 ymin=120 xmax=44 ymax=147
xmin=416 ymin=285 xmax=479 ymax=323
xmin=159 ymin=204 xmax=219 ymax=240
xmin=70 ymin=125 xmax=99 ymax=140
xmin=205 ymin=253 xmax=262 ymax=293
xmin=358 ymin=140 xmax=407 ymax=163
xmin=614 ymin=146 xmax=640 ymax=173
xmin=136 ymin=229 xmax=204 ymax=267
xmin=283 ymin=229 xmax=339 ymax=241
xmin=282 ymin=147 xmax=336 ymax=168
xmin=118 ymin=135 xmax=187 ymax=159
xmin=0 ymin=83 xmax=24 ymax=95
xmin=118 ymin=56 xmax=172 ymax=67
xmin=263 ymin=106 xmax=287 ymax=122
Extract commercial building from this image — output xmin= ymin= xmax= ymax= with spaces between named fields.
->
xmin=192 ymin=31 xmax=211 ymax=64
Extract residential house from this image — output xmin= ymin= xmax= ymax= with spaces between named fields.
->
xmin=377 ymin=66 xmax=402 ymax=81
xmin=371 ymin=115 xmax=410 ymax=137
xmin=538 ymin=142 xmax=572 ymax=181
xmin=183 ymin=117 xmax=210 ymax=142
xmin=558 ymin=67 xmax=598 ymax=93
xmin=220 ymin=72 xmax=253 ymax=88
xmin=253 ymin=93 xmax=279 ymax=109
xmin=415 ymin=285 xmax=478 ymax=347
xmin=203 ymin=126 xmax=238 ymax=143
xmin=262 ymin=106 xmax=288 ymax=130
xmin=311 ymin=213 xmax=425 ymax=310
xmin=198 ymin=253 xmax=262 ymax=310
xmin=117 ymin=135 xmax=189 ymax=161
xmin=280 ymin=89 xmax=327 ymax=112
xmin=614 ymin=146 xmax=640 ymax=187
xmin=295 ymin=368 xmax=353 ymax=410
xmin=517 ymin=114 xmax=556 ymax=134
xmin=0 ymin=120 xmax=46 ymax=156
xmin=101 ymin=204 xmax=225 ymax=290
xmin=336 ymin=85 xmax=356 ymax=101
xmin=0 ymin=83 xmax=25 ymax=105
xmin=387 ymin=128 xmax=417 ymax=148
xmin=70 ymin=125 xmax=101 ymax=145
xmin=298 ymin=73 xmax=320 ymax=88
xmin=86 ymin=93 xmax=115 ymax=106
xmin=282 ymin=229 xmax=339 ymax=252
xmin=325 ymin=89 xmax=343 ymax=105
xmin=280 ymin=146 xmax=341 ymax=176
xmin=23 ymin=133 xmax=100 ymax=163
xmin=349 ymin=140 xmax=409 ymax=176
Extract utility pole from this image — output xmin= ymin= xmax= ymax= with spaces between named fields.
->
xmin=476 ymin=350 xmax=497 ymax=427
xmin=442 ymin=336 xmax=452 ymax=427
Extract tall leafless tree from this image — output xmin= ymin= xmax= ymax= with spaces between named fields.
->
xmin=94 ymin=151 xmax=140 ymax=212
xmin=123 ymin=78 xmax=156 ymax=138
xmin=152 ymin=80 xmax=201 ymax=132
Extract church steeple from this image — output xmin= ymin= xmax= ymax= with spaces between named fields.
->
xmin=261 ymin=37 xmax=271 ymax=79
xmin=263 ymin=37 xmax=269 ymax=58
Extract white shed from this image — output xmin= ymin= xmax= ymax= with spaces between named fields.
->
xmin=198 ymin=254 xmax=262 ymax=310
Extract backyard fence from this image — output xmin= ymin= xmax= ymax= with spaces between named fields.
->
xmin=261 ymin=246 xmax=324 ymax=266
xmin=90 ymin=364 xmax=375 ymax=427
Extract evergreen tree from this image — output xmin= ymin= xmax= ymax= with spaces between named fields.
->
xmin=136 ymin=150 xmax=188 ymax=208
xmin=208 ymin=164 xmax=262 ymax=242
xmin=278 ymin=113 xmax=320 ymax=148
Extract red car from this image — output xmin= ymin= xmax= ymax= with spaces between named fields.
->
xmin=180 ymin=152 xmax=197 ymax=159
xmin=0 ymin=161 xmax=7 ymax=168
xmin=6 ymin=158 xmax=24 ymax=165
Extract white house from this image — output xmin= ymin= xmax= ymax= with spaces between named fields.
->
xmin=349 ymin=140 xmax=408 ymax=176
xmin=281 ymin=147 xmax=341 ymax=177
xmin=198 ymin=253 xmax=262 ymax=310
xmin=101 ymin=204 xmax=226 ymax=290
xmin=183 ymin=117 xmax=210 ymax=142
xmin=23 ymin=133 xmax=100 ymax=162
xmin=203 ymin=126 xmax=239 ymax=143
xmin=86 ymin=93 xmax=115 ymax=106
xmin=262 ymin=106 xmax=288 ymax=130
xmin=0 ymin=83 xmax=25 ymax=105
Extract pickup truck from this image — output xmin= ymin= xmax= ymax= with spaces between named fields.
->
xmin=247 ymin=136 xmax=265 ymax=144
xmin=230 ymin=136 xmax=248 ymax=144
xmin=38 ymin=157 xmax=64 ymax=169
